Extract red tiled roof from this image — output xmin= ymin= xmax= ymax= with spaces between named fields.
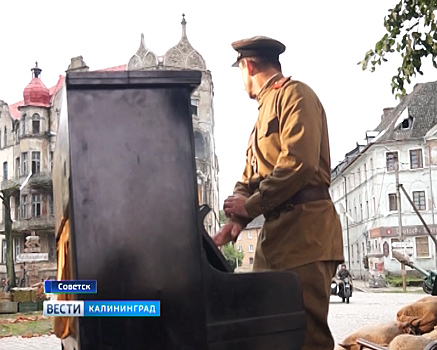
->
xmin=7 ymin=64 xmax=125 ymax=119
xmin=23 ymin=78 xmax=50 ymax=107
xmin=94 ymin=64 xmax=127 ymax=72
xmin=8 ymin=75 xmax=65 ymax=120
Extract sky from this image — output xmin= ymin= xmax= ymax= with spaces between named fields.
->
xmin=1 ymin=0 xmax=437 ymax=205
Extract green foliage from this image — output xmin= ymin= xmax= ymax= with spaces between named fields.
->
xmin=359 ymin=0 xmax=437 ymax=98
xmin=222 ymin=243 xmax=244 ymax=270
xmin=386 ymin=275 xmax=423 ymax=287
xmin=219 ymin=210 xmax=226 ymax=225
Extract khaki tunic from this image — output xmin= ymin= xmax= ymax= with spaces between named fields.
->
xmin=233 ymin=76 xmax=344 ymax=270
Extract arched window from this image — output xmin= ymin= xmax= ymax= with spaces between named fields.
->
xmin=22 ymin=115 xmax=26 ymax=135
xmin=15 ymin=122 xmax=20 ymax=141
xmin=32 ymin=113 xmax=40 ymax=134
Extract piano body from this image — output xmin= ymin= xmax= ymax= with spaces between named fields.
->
xmin=52 ymin=70 xmax=305 ymax=349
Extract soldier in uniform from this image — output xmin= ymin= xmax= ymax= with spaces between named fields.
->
xmin=214 ymin=36 xmax=344 ymax=349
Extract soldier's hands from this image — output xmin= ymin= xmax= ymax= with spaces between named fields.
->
xmin=213 ymin=222 xmax=243 ymax=246
xmin=223 ymin=195 xmax=250 ymax=218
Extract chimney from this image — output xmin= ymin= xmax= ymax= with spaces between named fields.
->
xmin=381 ymin=107 xmax=394 ymax=121
xmin=66 ymin=56 xmax=89 ymax=73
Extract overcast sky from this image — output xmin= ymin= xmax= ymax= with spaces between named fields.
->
xmin=1 ymin=0 xmax=437 ymax=205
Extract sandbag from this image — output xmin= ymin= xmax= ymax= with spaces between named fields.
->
xmin=423 ymin=326 xmax=437 ymax=341
xmin=388 ymin=334 xmax=432 ymax=350
xmin=397 ymin=296 xmax=437 ymax=334
xmin=339 ymin=321 xmax=403 ymax=350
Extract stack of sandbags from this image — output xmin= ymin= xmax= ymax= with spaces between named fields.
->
xmin=337 ymin=296 xmax=437 ymax=350
xmin=337 ymin=322 xmax=403 ymax=350
xmin=388 ymin=334 xmax=432 ymax=349
xmin=397 ymin=296 xmax=437 ymax=335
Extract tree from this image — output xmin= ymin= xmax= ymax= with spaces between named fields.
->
xmin=222 ymin=243 xmax=244 ymax=270
xmin=359 ymin=0 xmax=437 ymax=98
xmin=0 ymin=186 xmax=18 ymax=289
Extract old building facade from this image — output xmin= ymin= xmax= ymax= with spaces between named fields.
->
xmin=331 ymin=81 xmax=437 ymax=278
xmin=126 ymin=15 xmax=220 ymax=235
xmin=235 ymin=215 xmax=263 ymax=272
xmin=0 ymin=15 xmax=220 ymax=283
xmin=0 ymin=64 xmax=63 ymax=284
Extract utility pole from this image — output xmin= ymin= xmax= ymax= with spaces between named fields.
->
xmin=395 ymin=160 xmax=407 ymax=292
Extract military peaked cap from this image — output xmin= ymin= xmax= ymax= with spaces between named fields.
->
xmin=231 ymin=36 xmax=286 ymax=67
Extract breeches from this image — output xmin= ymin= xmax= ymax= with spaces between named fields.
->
xmin=290 ymin=261 xmax=338 ymax=350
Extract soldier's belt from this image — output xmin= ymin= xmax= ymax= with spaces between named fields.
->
xmin=264 ymin=185 xmax=331 ymax=221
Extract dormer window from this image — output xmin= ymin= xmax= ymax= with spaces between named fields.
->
xmin=32 ymin=113 xmax=40 ymax=134
xmin=401 ymin=116 xmax=414 ymax=129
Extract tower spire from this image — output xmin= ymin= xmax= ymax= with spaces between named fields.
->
xmin=181 ymin=13 xmax=187 ymax=38
xmin=31 ymin=61 xmax=42 ymax=79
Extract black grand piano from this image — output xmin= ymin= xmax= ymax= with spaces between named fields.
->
xmin=52 ymin=70 xmax=305 ymax=350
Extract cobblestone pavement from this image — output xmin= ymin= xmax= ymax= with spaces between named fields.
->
xmin=0 ymin=335 xmax=60 ymax=350
xmin=329 ymin=290 xmax=425 ymax=346
xmin=0 ymin=290 xmax=428 ymax=349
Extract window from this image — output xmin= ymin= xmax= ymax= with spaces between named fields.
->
xmin=237 ymin=246 xmax=242 ymax=252
xmin=32 ymin=113 xmax=40 ymax=134
xmin=360 ymin=203 xmax=363 ymax=221
xmin=190 ymin=99 xmax=198 ymax=118
xmin=49 ymin=195 xmax=54 ymax=217
xmin=14 ymin=196 xmax=19 ymax=221
xmin=49 ymin=151 xmax=54 ymax=173
xmin=358 ymin=168 xmax=361 ymax=184
xmin=2 ymin=162 xmax=7 ymax=180
xmin=351 ymin=244 xmax=354 ymax=261
xmin=370 ymin=158 xmax=374 ymax=176
xmin=194 ymin=132 xmax=206 ymax=159
xmin=22 ymin=115 xmax=26 ymax=135
xmin=15 ymin=122 xmax=19 ymax=141
xmin=249 ymin=257 xmax=254 ymax=265
xmin=32 ymin=194 xmax=41 ymax=217
xmin=366 ymin=200 xmax=369 ymax=219
xmin=389 ymin=193 xmax=398 ymax=211
xmin=362 ymin=242 xmax=365 ymax=256
xmin=21 ymin=195 xmax=28 ymax=219
xmin=1 ymin=240 xmax=5 ymax=263
xmin=32 ymin=152 xmax=40 ymax=174
xmin=356 ymin=243 xmax=360 ymax=262
xmin=14 ymin=237 xmax=20 ymax=262
xmin=401 ymin=116 xmax=414 ymax=129
xmin=413 ymin=191 xmax=426 ymax=210
xmin=15 ymin=157 xmax=20 ymax=179
xmin=248 ymin=244 xmax=254 ymax=252
xmin=416 ymin=236 xmax=430 ymax=258
xmin=248 ymin=231 xmax=253 ymax=239
xmin=3 ymin=127 xmax=6 ymax=147
xmin=410 ymin=149 xmax=423 ymax=169
xmin=386 ymin=152 xmax=398 ymax=171
xmin=364 ymin=163 xmax=367 ymax=181
xmin=21 ymin=152 xmax=28 ymax=175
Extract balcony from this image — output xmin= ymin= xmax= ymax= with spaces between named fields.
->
xmin=0 ymin=216 xmax=55 ymax=233
xmin=28 ymin=172 xmax=52 ymax=191
xmin=0 ymin=178 xmax=20 ymax=192
xmin=13 ymin=216 xmax=55 ymax=231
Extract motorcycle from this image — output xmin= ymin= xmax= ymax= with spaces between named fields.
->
xmin=330 ymin=277 xmax=352 ymax=303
